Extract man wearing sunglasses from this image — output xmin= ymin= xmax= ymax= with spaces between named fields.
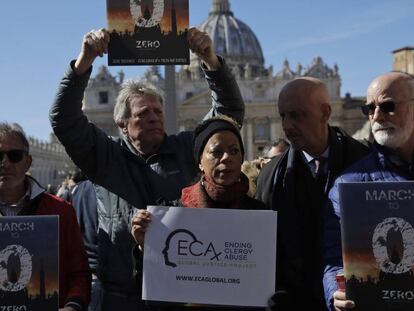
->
xmin=324 ymin=71 xmax=414 ymax=310
xmin=0 ymin=122 xmax=90 ymax=311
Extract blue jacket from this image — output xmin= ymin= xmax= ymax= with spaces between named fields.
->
xmin=323 ymin=143 xmax=414 ymax=310
xmin=72 ymin=180 xmax=98 ymax=272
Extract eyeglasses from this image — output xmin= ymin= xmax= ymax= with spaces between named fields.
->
xmin=361 ymin=98 xmax=414 ymax=116
xmin=0 ymin=150 xmax=28 ymax=163
xmin=361 ymin=101 xmax=396 ymax=116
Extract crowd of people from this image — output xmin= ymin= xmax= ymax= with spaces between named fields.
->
xmin=50 ymin=138 xmax=288 ymax=205
xmin=1 ymin=26 xmax=413 ymax=311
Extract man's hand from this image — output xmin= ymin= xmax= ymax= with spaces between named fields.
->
xmin=131 ymin=210 xmax=152 ymax=248
xmin=188 ymin=27 xmax=220 ymax=70
xmin=74 ymin=28 xmax=110 ymax=76
xmin=333 ymin=290 xmax=355 ymax=310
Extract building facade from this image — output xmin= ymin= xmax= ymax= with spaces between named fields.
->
xmin=29 ymin=134 xmax=75 ymax=188
xmin=393 ymin=46 xmax=414 ymax=75
xmin=33 ymin=0 xmax=381 ymax=187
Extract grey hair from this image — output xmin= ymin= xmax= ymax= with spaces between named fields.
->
xmin=261 ymin=138 xmax=290 ymax=157
xmin=113 ymin=80 xmax=164 ymax=127
xmin=0 ymin=122 xmax=29 ymax=151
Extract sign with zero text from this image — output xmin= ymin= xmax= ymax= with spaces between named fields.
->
xmin=0 ymin=215 xmax=59 ymax=310
xmin=340 ymin=181 xmax=414 ymax=310
xmin=142 ymin=206 xmax=277 ymax=308
xmin=106 ymin=0 xmax=189 ymax=66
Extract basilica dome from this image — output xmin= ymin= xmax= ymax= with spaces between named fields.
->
xmin=189 ymin=0 xmax=265 ymax=76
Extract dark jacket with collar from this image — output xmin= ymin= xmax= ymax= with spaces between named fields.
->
xmin=255 ymin=126 xmax=369 ymax=310
xmin=323 ymin=143 xmax=414 ymax=310
xmin=50 ymin=57 xmax=245 ymax=297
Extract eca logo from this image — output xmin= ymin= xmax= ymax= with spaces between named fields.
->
xmin=162 ymin=229 xmax=222 ymax=267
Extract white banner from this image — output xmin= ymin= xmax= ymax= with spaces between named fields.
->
xmin=142 ymin=206 xmax=277 ymax=308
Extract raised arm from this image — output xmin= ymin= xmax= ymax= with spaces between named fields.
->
xmin=49 ymin=29 xmax=151 ymax=208
xmin=187 ymin=27 xmax=220 ymax=70
xmin=74 ymin=29 xmax=110 ymax=75
xmin=49 ymin=29 xmax=111 ymax=177
xmin=187 ymin=27 xmax=245 ymax=126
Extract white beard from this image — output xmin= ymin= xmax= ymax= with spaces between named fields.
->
xmin=372 ymin=121 xmax=413 ymax=149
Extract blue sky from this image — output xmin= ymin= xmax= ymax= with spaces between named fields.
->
xmin=1 ymin=0 xmax=413 ymax=141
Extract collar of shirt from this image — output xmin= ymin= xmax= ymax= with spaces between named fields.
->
xmin=301 ymin=147 xmax=330 ymax=174
xmin=27 ymin=176 xmax=44 ymax=200
xmin=302 ymin=147 xmax=330 ymax=163
xmin=122 ymin=133 xmax=173 ymax=161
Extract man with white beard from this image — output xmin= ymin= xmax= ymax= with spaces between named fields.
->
xmin=322 ymin=71 xmax=414 ymax=311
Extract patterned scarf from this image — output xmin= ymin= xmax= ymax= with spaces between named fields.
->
xmin=180 ymin=173 xmax=249 ymax=209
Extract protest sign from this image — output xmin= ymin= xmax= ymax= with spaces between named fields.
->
xmin=142 ymin=206 xmax=277 ymax=307
xmin=107 ymin=0 xmax=189 ymax=66
xmin=340 ymin=181 xmax=414 ymax=310
xmin=0 ymin=215 xmax=59 ymax=310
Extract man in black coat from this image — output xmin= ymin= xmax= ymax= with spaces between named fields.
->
xmin=256 ymin=77 xmax=369 ymax=310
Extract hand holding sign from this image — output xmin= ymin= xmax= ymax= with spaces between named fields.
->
xmin=188 ymin=27 xmax=220 ymax=70
xmin=333 ymin=290 xmax=355 ymax=310
xmin=131 ymin=209 xmax=152 ymax=248
xmin=74 ymin=28 xmax=110 ymax=75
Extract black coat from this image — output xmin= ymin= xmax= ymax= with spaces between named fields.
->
xmin=255 ymin=126 xmax=370 ymax=311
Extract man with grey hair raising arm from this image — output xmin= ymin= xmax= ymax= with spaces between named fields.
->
xmin=324 ymin=72 xmax=414 ymax=310
xmin=0 ymin=122 xmax=90 ymax=310
xmin=50 ymin=27 xmax=245 ymax=310
xmin=50 ymin=26 xmax=244 ymax=210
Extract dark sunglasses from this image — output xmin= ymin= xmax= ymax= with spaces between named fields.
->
xmin=0 ymin=150 xmax=28 ymax=163
xmin=361 ymin=101 xmax=396 ymax=116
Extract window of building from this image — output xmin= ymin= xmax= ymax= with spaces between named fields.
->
xmin=254 ymin=84 xmax=265 ymax=98
xmin=99 ymin=91 xmax=109 ymax=104
xmin=254 ymin=121 xmax=269 ymax=142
